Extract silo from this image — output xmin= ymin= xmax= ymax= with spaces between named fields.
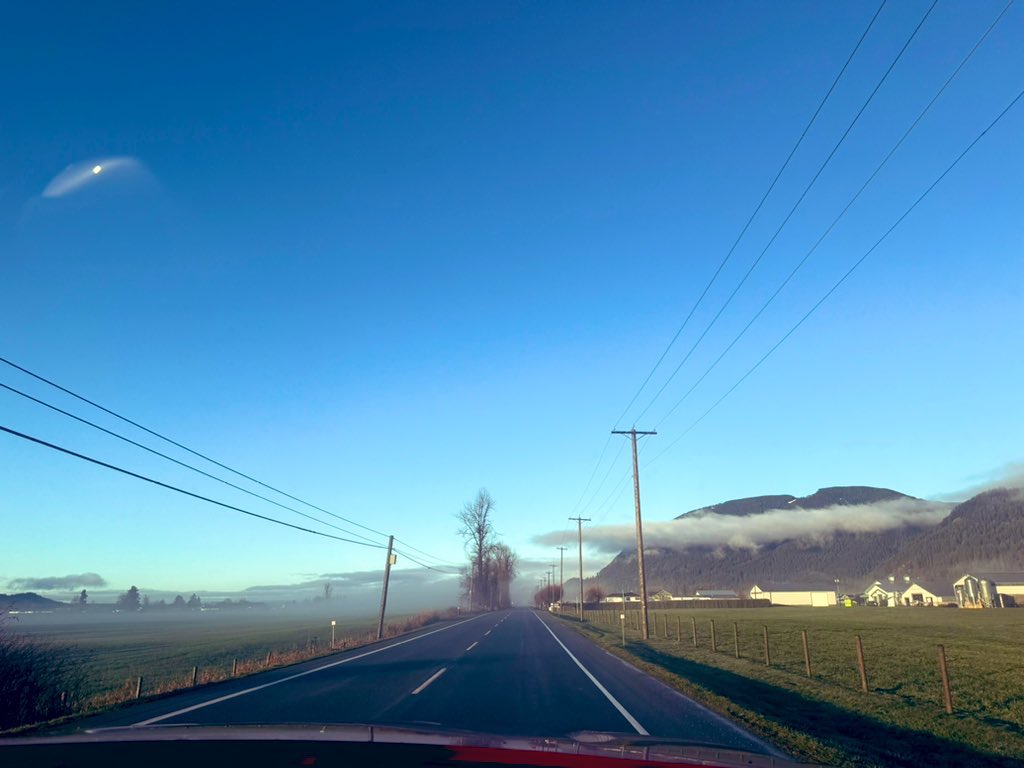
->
xmin=980 ymin=579 xmax=994 ymax=608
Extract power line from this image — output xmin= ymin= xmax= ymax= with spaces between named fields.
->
xmin=0 ymin=356 xmax=462 ymax=568
xmin=0 ymin=380 xmax=385 ymax=546
xmin=575 ymin=439 xmax=627 ymax=518
xmin=612 ymin=0 xmax=888 ymax=429
xmin=392 ymin=547 xmax=462 ymax=574
xmin=0 ymin=355 xmax=391 ymax=541
xmin=631 ymin=0 xmax=938 ymax=425
xmin=567 ymin=433 xmax=613 ymax=517
xmin=652 ymin=0 xmax=1015 ymax=429
xmin=392 ymin=538 xmax=464 ymax=568
xmin=0 ymin=424 xmax=386 ymax=548
xmin=646 ymin=82 xmax=1024 ymax=468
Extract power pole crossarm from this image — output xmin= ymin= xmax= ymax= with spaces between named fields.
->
xmin=611 ymin=428 xmax=656 ymax=640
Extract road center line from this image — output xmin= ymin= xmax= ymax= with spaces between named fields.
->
xmin=533 ymin=612 xmax=648 ymax=736
xmin=132 ymin=615 xmax=483 ymax=726
xmin=466 ymin=641 xmax=478 ymax=651
xmin=411 ymin=667 xmax=447 ymax=695
xmin=484 ymin=630 xmax=491 ymax=636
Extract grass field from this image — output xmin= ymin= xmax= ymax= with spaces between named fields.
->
xmin=568 ymin=606 xmax=1024 ymax=768
xmin=7 ymin=608 xmax=448 ymax=708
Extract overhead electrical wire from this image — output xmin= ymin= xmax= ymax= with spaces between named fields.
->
xmin=645 ymin=82 xmax=1024 ymax=470
xmin=0 ymin=380 xmax=385 ymax=546
xmin=652 ymin=0 xmax=1015 ymax=430
xmin=0 ymin=355 xmax=393 ymax=542
xmin=0 ymin=424 xmax=387 ymax=548
xmin=630 ymin=0 xmax=939 ymax=426
xmin=612 ymin=0 xmax=888 ymax=429
xmin=393 ymin=547 xmax=463 ymax=574
xmin=0 ymin=356 xmax=461 ymax=567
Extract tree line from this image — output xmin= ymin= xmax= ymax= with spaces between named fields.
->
xmin=457 ymin=489 xmax=518 ymax=611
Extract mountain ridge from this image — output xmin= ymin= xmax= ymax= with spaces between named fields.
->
xmin=591 ymin=485 xmax=1017 ymax=594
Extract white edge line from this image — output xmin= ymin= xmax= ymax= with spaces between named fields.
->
xmin=484 ymin=630 xmax=491 ymax=636
xmin=133 ymin=616 xmax=481 ymax=726
xmin=533 ymin=611 xmax=648 ymax=736
xmin=466 ymin=641 xmax=478 ymax=651
xmin=411 ymin=666 xmax=447 ymax=695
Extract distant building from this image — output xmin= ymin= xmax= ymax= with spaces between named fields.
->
xmin=605 ymin=592 xmax=641 ymax=603
xmin=902 ymin=581 xmax=955 ymax=606
xmin=863 ymin=581 xmax=899 ymax=607
xmin=694 ymin=589 xmax=738 ymax=600
xmin=954 ymin=572 xmax=1024 ymax=608
xmin=648 ymin=589 xmax=675 ymax=602
xmin=749 ymin=583 xmax=837 ymax=607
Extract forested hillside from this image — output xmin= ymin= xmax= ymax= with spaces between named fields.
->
xmin=590 ymin=486 xmax=1021 ymax=594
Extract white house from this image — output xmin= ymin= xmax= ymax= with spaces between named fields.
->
xmin=902 ymin=581 xmax=954 ymax=606
xmin=749 ymin=583 xmax=837 ymax=607
xmin=863 ymin=581 xmax=898 ymax=607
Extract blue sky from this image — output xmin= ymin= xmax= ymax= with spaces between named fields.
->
xmin=2 ymin=1 xmax=1022 ymax=603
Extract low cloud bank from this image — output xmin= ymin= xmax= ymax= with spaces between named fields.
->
xmin=534 ymin=497 xmax=952 ymax=554
xmin=943 ymin=462 xmax=1024 ymax=501
xmin=7 ymin=572 xmax=107 ymax=590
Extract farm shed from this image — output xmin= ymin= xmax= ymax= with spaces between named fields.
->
xmin=749 ymin=582 xmax=837 ymax=607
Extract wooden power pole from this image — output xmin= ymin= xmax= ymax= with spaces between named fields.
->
xmin=612 ymin=428 xmax=656 ymax=639
xmin=569 ymin=516 xmax=590 ymax=620
xmin=376 ymin=535 xmax=396 ymax=640
xmin=557 ymin=546 xmax=567 ymax=606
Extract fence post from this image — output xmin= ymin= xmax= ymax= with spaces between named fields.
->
xmin=733 ymin=622 xmax=739 ymax=658
xmin=134 ymin=676 xmax=143 ymax=699
xmin=190 ymin=666 xmax=198 ymax=687
xmin=691 ymin=616 xmax=697 ymax=647
xmin=938 ymin=645 xmax=953 ymax=714
xmin=676 ymin=616 xmax=681 ymax=644
xmin=855 ymin=635 xmax=868 ymax=692
xmin=266 ymin=651 xmax=272 ymax=667
xmin=232 ymin=658 xmax=238 ymax=677
xmin=802 ymin=629 xmax=812 ymax=677
xmin=710 ymin=619 xmax=717 ymax=653
xmin=763 ymin=626 xmax=771 ymax=667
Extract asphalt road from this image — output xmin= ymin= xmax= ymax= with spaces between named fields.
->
xmin=69 ymin=609 xmax=780 ymax=754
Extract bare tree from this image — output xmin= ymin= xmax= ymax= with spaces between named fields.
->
xmin=457 ymin=489 xmax=495 ymax=610
xmin=585 ymin=585 xmax=605 ymax=604
xmin=491 ymin=543 xmax=518 ymax=609
xmin=323 ymin=582 xmax=333 ymax=601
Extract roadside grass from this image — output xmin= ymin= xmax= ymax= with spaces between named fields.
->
xmin=562 ymin=607 xmax=1024 ymax=768
xmin=3 ymin=608 xmax=459 ymax=728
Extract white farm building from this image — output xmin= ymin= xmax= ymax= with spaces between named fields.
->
xmin=749 ymin=583 xmax=837 ymax=607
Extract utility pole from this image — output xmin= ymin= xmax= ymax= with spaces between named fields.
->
xmin=557 ymin=546 xmax=567 ymax=606
xmin=612 ymin=428 xmax=656 ymax=640
xmin=569 ymin=516 xmax=590 ymax=620
xmin=376 ymin=535 xmax=396 ymax=640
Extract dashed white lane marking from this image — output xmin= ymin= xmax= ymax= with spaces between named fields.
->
xmin=132 ymin=615 xmax=483 ymax=726
xmin=411 ymin=667 xmax=448 ymax=695
xmin=409 ymin=667 xmax=446 ymax=696
xmin=466 ymin=641 xmax=478 ymax=651
xmin=533 ymin=612 xmax=648 ymax=735
xmin=484 ymin=630 xmax=491 ymax=636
